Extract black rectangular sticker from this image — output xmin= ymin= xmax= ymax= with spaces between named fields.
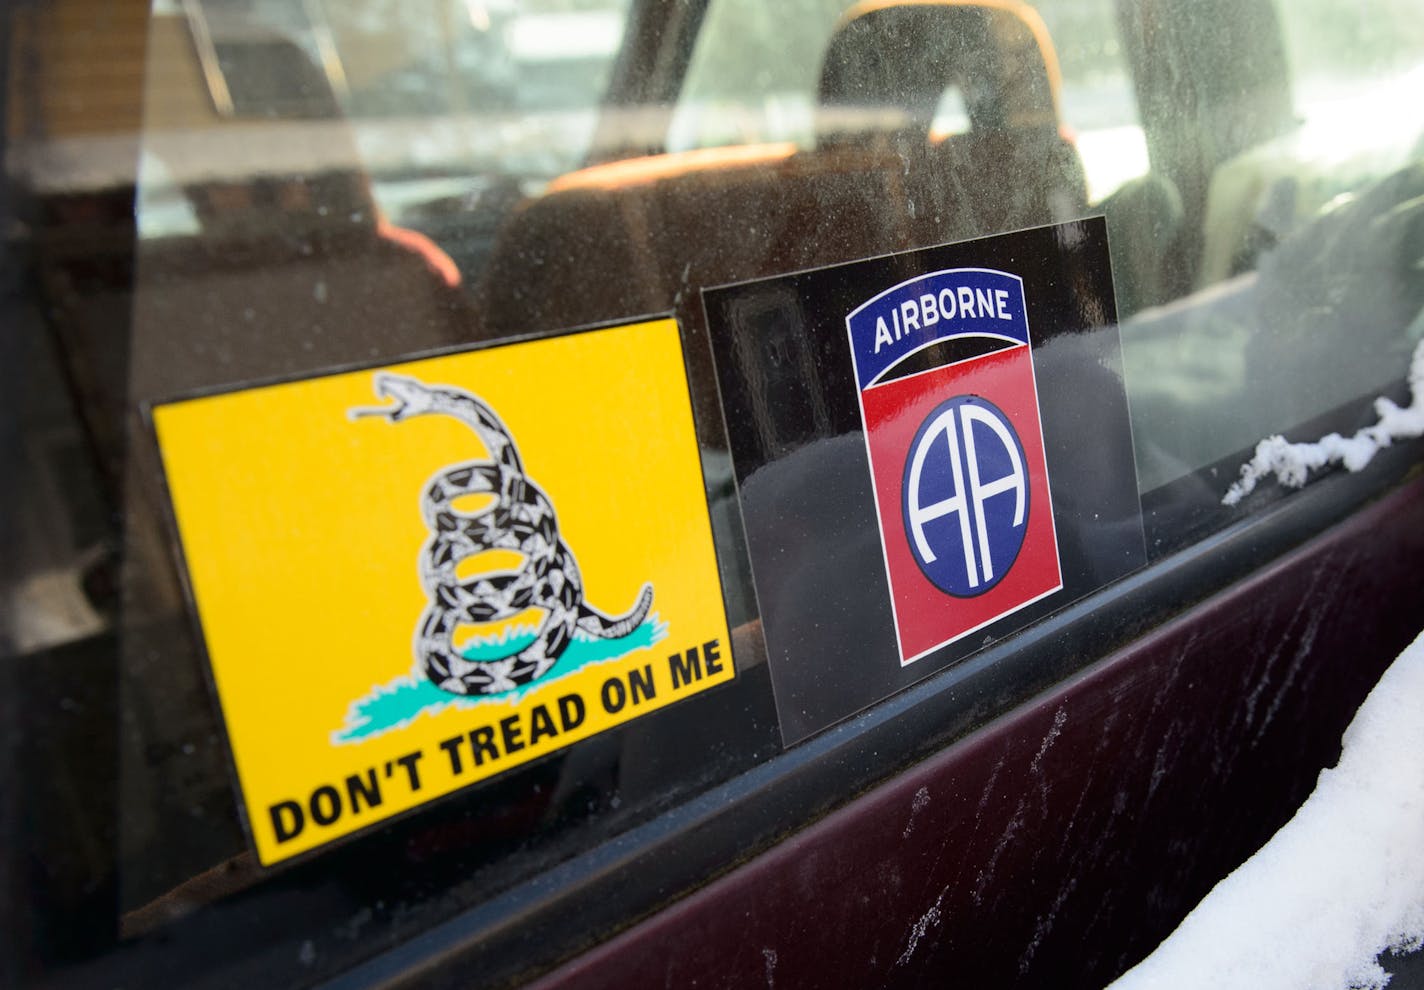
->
xmin=704 ymin=218 xmax=1145 ymax=743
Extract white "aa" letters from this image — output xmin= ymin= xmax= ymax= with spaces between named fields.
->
xmin=906 ymin=402 xmax=1027 ymax=589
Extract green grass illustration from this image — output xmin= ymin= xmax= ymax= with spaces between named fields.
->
xmin=332 ymin=616 xmax=667 ymax=745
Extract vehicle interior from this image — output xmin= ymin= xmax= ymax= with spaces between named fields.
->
xmin=4 ymin=0 xmax=1423 ymax=986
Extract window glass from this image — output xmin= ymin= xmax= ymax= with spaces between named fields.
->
xmin=1120 ymin=0 xmax=1424 ymax=518
xmin=1281 ymin=0 xmax=1424 ymax=90
xmin=6 ymin=0 xmax=1424 ymax=985
xmin=1033 ymin=0 xmax=1148 ymax=202
xmin=139 ymin=0 xmax=631 ymax=283
xmin=668 ymin=0 xmax=848 ymax=151
xmin=671 ymin=0 xmax=1147 ymax=202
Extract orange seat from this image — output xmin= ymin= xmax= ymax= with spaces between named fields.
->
xmin=477 ymin=0 xmax=1085 ymax=339
xmin=819 ymin=0 xmax=1086 ymax=241
xmin=478 ymin=141 xmax=964 ymax=336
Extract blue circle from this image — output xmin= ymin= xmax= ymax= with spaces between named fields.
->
xmin=901 ymin=394 xmax=1030 ymax=598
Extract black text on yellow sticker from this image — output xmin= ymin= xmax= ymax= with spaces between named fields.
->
xmin=153 ymin=318 xmax=733 ymax=865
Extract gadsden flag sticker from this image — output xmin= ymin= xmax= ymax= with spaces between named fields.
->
xmin=153 ymin=318 xmax=733 ymax=865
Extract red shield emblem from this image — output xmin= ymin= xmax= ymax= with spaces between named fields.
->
xmin=848 ymin=269 xmax=1062 ymax=664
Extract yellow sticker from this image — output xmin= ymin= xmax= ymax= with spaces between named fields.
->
xmin=153 ymin=318 xmax=734 ymax=865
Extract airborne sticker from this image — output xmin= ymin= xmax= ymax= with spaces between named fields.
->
xmin=703 ymin=218 xmax=1142 ymax=743
xmin=847 ymin=269 xmax=1063 ymax=665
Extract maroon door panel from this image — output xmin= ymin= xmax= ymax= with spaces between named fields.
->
xmin=531 ymin=478 xmax=1424 ymax=989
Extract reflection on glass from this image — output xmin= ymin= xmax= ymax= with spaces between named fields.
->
xmin=6 ymin=0 xmax=1424 ymax=984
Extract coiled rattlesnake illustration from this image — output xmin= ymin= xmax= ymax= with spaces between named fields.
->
xmin=352 ymin=372 xmax=653 ymax=696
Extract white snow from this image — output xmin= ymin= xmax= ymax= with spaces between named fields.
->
xmin=1107 ymin=625 xmax=1424 ymax=990
xmin=1223 ymin=337 xmax=1424 ymax=505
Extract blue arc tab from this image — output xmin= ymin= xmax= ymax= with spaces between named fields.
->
xmin=846 ymin=268 xmax=1028 ymax=390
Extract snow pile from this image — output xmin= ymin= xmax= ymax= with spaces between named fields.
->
xmin=1108 ymin=627 xmax=1424 ymax=990
xmin=1223 ymin=337 xmax=1424 ymax=506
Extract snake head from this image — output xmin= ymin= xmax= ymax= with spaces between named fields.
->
xmin=349 ymin=372 xmax=440 ymax=422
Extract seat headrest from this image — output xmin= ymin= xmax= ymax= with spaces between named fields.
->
xmin=142 ymin=14 xmax=377 ymax=242
xmin=817 ymin=0 xmax=1062 ymax=140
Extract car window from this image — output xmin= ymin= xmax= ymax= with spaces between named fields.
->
xmin=1119 ymin=0 xmax=1424 ymax=522
xmin=671 ymin=0 xmax=1148 ymax=202
xmin=5 ymin=0 xmax=1424 ymax=986
xmin=140 ymin=0 xmax=632 ymax=259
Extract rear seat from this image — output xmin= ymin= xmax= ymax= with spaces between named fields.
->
xmin=822 ymin=0 xmax=1087 ymax=235
xmin=477 ymin=0 xmax=1086 ymax=338
xmin=477 ymin=141 xmax=947 ymax=334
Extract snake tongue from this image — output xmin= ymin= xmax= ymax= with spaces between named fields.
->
xmin=348 ymin=396 xmax=404 ymax=421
